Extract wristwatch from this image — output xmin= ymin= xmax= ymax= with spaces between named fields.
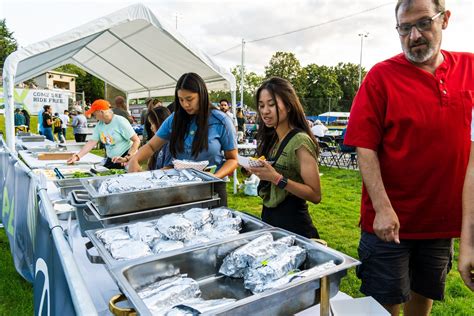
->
xmin=277 ymin=176 xmax=288 ymax=189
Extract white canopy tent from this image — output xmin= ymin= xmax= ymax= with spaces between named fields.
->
xmin=2 ymin=3 xmax=237 ymax=150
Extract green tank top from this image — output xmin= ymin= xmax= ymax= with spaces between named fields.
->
xmin=259 ymin=132 xmax=318 ymax=207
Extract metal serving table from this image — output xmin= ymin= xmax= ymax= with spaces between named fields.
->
xmin=108 ymin=228 xmax=359 ymax=316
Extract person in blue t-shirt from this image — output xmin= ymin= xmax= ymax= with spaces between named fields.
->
xmin=146 ymin=106 xmax=173 ymax=170
xmin=126 ymin=73 xmax=238 ymax=203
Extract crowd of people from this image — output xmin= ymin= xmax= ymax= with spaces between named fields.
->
xmin=24 ymin=0 xmax=474 ymax=314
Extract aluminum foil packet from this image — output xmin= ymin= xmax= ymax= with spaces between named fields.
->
xmin=139 ymin=276 xmax=201 ymax=314
xmin=152 ymin=239 xmax=185 ymax=254
xmin=259 ymin=260 xmax=337 ymax=292
xmin=210 ymin=208 xmax=233 ymax=221
xmin=183 ymin=208 xmax=212 ymax=229
xmin=156 ymin=214 xmax=195 ymax=240
xmin=183 ymin=235 xmax=211 ymax=247
xmin=199 ymin=227 xmax=240 ymax=241
xmin=96 ymin=228 xmax=130 ymax=245
xmin=108 ymin=239 xmax=152 ymax=260
xmin=98 ymin=176 xmax=154 ymax=194
xmin=219 ymin=233 xmax=274 ymax=277
xmin=243 ymin=245 xmax=307 ymax=293
xmin=213 ymin=216 xmax=242 ymax=231
xmin=127 ymin=222 xmax=162 ymax=245
xmin=166 ymin=298 xmax=237 ymax=315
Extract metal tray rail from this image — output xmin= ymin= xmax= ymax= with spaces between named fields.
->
xmin=84 ymin=198 xmax=222 ymax=225
xmin=81 ymin=169 xmax=224 ymax=216
xmin=109 ymin=228 xmax=359 ymax=316
xmin=85 ymin=208 xmax=271 ymax=269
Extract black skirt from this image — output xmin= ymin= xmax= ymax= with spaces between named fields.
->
xmin=261 ymin=195 xmax=319 ymax=239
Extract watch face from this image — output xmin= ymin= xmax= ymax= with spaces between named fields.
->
xmin=278 ymin=177 xmax=288 ymax=189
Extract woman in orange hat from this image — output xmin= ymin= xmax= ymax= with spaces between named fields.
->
xmin=67 ymin=99 xmax=140 ymax=169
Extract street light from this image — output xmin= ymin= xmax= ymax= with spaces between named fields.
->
xmin=358 ymin=32 xmax=369 ymax=88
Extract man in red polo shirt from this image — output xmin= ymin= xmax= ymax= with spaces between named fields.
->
xmin=344 ymin=0 xmax=474 ymax=315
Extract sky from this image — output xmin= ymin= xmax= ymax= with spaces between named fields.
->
xmin=1 ymin=0 xmax=473 ymax=74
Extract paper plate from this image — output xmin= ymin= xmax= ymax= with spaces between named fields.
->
xmin=173 ymin=159 xmax=209 ymax=171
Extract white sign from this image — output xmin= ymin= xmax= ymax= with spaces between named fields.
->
xmin=0 ymin=87 xmax=70 ymax=114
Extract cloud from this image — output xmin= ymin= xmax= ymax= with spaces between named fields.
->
xmin=2 ymin=0 xmax=473 ymax=75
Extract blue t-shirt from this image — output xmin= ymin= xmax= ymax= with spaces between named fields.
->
xmin=38 ymin=108 xmax=44 ymax=132
xmin=157 ymin=110 xmax=237 ymax=170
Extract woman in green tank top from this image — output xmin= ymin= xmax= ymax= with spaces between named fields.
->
xmin=247 ymin=77 xmax=321 ymax=238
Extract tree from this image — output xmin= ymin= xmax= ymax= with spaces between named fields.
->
xmin=55 ymin=64 xmax=104 ymax=102
xmin=0 ymin=19 xmax=18 ymax=70
xmin=264 ymin=52 xmax=306 ymax=96
xmin=333 ymin=62 xmax=365 ymax=111
xmin=301 ymin=64 xmax=343 ymax=115
xmin=209 ymin=66 xmax=264 ymax=109
xmin=231 ymin=66 xmax=264 ymax=108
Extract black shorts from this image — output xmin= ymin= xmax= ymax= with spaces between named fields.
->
xmin=356 ymin=231 xmax=453 ymax=305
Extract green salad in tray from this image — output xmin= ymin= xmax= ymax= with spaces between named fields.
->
xmin=71 ymin=171 xmax=93 ymax=178
xmin=96 ymin=169 xmax=126 ymax=177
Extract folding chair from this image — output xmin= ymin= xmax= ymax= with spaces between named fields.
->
xmin=336 ymin=138 xmax=358 ymax=169
xmin=318 ymin=141 xmax=340 ymax=168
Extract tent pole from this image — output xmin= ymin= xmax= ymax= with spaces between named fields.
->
xmin=3 ymin=66 xmax=16 ymax=150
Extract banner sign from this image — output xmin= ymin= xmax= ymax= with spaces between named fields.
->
xmin=0 ymin=87 xmax=70 ymax=114
xmin=1 ymin=156 xmax=36 ymax=282
xmin=34 ymin=204 xmax=75 ymax=316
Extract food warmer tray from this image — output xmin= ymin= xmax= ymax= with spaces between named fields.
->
xmin=108 ymin=228 xmax=359 ymax=316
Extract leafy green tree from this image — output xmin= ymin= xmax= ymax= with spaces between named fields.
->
xmin=301 ymin=64 xmax=343 ymax=115
xmin=55 ymin=64 xmax=104 ymax=102
xmin=0 ymin=19 xmax=18 ymax=69
xmin=333 ymin=62 xmax=365 ymax=111
xmin=264 ymin=52 xmax=306 ymax=97
xmin=209 ymin=66 xmax=264 ymax=109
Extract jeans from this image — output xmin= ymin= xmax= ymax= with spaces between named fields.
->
xmin=43 ymin=127 xmax=54 ymax=141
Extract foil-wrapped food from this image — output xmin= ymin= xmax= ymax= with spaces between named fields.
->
xmin=137 ymin=274 xmax=235 ymax=315
xmin=97 ymin=169 xmax=203 ymax=194
xmin=138 ymin=275 xmax=201 ymax=315
xmin=128 ymin=222 xmax=162 ymax=246
xmin=156 ymin=214 xmax=195 ymax=241
xmin=96 ymin=207 xmax=244 ymax=261
xmin=96 ymin=228 xmax=130 ymax=245
xmin=183 ymin=208 xmax=212 ymax=229
xmin=108 ymin=239 xmax=152 ymax=261
xmin=219 ymin=234 xmax=310 ymax=293
xmin=165 ymin=298 xmax=236 ymax=315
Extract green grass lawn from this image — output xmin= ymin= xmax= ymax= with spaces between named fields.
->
xmin=1 ymin=113 xmax=473 ymax=314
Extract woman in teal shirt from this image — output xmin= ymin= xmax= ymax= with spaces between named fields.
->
xmin=126 ymin=73 xmax=238 ymax=203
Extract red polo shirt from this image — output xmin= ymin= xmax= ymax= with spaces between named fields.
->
xmin=345 ymin=51 xmax=474 ymax=239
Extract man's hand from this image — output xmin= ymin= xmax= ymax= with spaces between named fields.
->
xmin=373 ymin=207 xmax=400 ymax=243
xmin=459 ymin=236 xmax=474 ymax=291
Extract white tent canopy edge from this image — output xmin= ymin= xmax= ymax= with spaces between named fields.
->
xmin=3 ymin=3 xmax=236 ymax=150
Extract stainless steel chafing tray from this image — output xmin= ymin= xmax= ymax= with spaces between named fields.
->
xmin=85 ymin=208 xmax=270 ymax=268
xmin=18 ymin=135 xmax=46 ymax=142
xmin=81 ymin=169 xmax=224 ymax=216
xmin=109 ymin=228 xmax=359 ymax=316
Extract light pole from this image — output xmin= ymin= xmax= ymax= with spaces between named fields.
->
xmin=358 ymin=32 xmax=369 ymax=88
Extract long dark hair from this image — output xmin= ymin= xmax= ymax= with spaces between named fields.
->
xmin=170 ymin=73 xmax=211 ymax=158
xmin=255 ymin=77 xmax=318 ymax=157
xmin=148 ymin=107 xmax=171 ymax=170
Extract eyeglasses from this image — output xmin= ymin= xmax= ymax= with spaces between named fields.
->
xmin=396 ymin=11 xmax=444 ymax=36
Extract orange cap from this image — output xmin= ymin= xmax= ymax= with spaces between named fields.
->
xmin=85 ymin=99 xmax=110 ymax=117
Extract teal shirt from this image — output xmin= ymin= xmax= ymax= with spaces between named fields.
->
xmin=92 ymin=115 xmax=135 ymax=158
